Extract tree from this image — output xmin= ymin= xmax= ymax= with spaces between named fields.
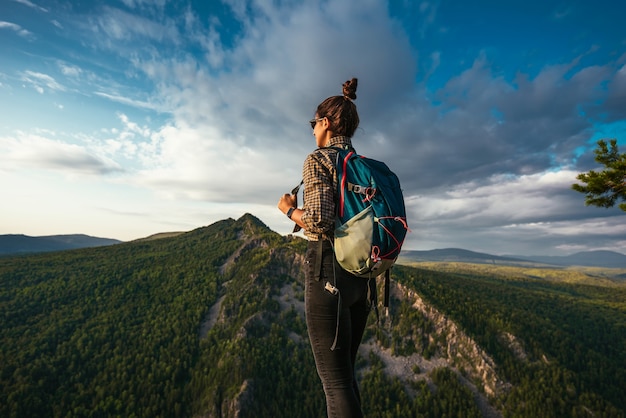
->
xmin=572 ymin=139 xmax=626 ymax=212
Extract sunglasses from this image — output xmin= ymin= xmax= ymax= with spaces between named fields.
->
xmin=309 ymin=117 xmax=324 ymax=129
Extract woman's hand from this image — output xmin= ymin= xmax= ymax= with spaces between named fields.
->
xmin=278 ymin=193 xmax=297 ymax=214
xmin=278 ymin=193 xmax=305 ymax=231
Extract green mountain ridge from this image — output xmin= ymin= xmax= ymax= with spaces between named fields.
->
xmin=1 ymin=213 xmax=625 ymax=417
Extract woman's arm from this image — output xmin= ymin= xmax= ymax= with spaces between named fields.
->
xmin=278 ymin=194 xmax=306 ymax=230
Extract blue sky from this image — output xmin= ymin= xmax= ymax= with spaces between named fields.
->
xmin=1 ymin=0 xmax=625 ymax=256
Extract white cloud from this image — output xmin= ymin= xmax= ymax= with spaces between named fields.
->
xmin=93 ymin=6 xmax=180 ymax=44
xmin=93 ymin=0 xmax=419 ymax=211
xmin=129 ymin=120 xmax=300 ymax=203
xmin=402 ymin=167 xmax=626 ymax=254
xmin=12 ymin=0 xmax=48 ymax=13
xmin=20 ymin=70 xmax=65 ymax=93
xmin=420 ymin=169 xmax=585 ymax=224
xmin=58 ymin=63 xmax=83 ymax=78
xmin=0 ymin=21 xmax=33 ymax=38
xmin=94 ymin=91 xmax=158 ymax=111
xmin=120 ymin=0 xmax=167 ymax=10
xmin=0 ymin=133 xmax=121 ymax=175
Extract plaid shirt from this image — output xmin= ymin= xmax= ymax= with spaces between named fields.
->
xmin=301 ymin=136 xmax=353 ymax=241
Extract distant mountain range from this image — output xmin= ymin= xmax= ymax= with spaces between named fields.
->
xmin=509 ymin=250 xmax=626 ymax=269
xmin=398 ymin=248 xmax=626 ymax=269
xmin=2 ymin=233 xmax=625 ymax=269
xmin=0 ymin=234 xmax=121 ymax=255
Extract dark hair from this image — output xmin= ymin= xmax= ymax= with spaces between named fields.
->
xmin=316 ymin=78 xmax=360 ymax=137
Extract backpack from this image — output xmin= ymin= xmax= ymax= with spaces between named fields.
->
xmin=292 ymin=146 xmax=408 ymax=346
xmin=331 ymin=146 xmax=408 ymax=278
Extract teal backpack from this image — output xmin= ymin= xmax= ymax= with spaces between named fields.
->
xmin=331 ymin=146 xmax=408 ymax=278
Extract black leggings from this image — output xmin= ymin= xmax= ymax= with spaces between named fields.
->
xmin=304 ymin=240 xmax=374 ymax=418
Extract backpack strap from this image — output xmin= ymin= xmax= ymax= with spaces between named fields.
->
xmin=291 ymin=180 xmax=303 ymax=196
xmin=290 ymin=180 xmax=304 ymax=233
xmin=370 ymin=269 xmax=391 ymax=325
xmin=384 ymin=268 xmax=391 ymax=317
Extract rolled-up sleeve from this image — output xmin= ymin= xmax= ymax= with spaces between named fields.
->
xmin=301 ymin=151 xmax=336 ymax=239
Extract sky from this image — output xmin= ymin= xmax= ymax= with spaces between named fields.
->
xmin=1 ymin=0 xmax=626 ymax=256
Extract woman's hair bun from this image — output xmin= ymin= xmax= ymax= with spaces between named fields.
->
xmin=342 ymin=78 xmax=358 ymax=101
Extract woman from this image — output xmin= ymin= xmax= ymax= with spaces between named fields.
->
xmin=278 ymin=78 xmax=373 ymax=418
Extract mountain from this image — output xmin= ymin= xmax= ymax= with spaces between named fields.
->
xmin=399 ymin=248 xmax=626 ymax=268
xmin=511 ymin=250 xmax=626 ymax=268
xmin=399 ymin=248 xmax=524 ymax=264
xmin=0 ymin=233 xmax=121 ymax=255
xmin=1 ymin=213 xmax=625 ymax=417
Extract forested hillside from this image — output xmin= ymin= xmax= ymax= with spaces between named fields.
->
xmin=1 ymin=214 xmax=625 ymax=417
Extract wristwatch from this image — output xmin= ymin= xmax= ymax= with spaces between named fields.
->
xmin=286 ymin=207 xmax=296 ymax=219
